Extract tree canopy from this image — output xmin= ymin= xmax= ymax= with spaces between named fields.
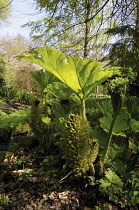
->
xmin=24 ymin=0 xmax=113 ymax=59
xmin=0 ymin=35 xmax=37 ymax=91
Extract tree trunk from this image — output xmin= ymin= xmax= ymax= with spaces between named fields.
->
xmin=83 ymin=0 xmax=91 ymax=59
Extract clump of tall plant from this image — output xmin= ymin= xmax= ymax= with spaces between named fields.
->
xmin=20 ymin=46 xmax=117 ymax=176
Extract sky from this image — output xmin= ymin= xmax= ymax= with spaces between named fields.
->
xmin=1 ymin=0 xmax=45 ymax=38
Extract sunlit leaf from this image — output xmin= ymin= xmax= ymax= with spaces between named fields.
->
xmin=105 ymin=169 xmax=123 ymax=189
xmin=42 ymin=117 xmax=51 ymax=124
xmin=21 ymin=46 xmax=115 ymax=99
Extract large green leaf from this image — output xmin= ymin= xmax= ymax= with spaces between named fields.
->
xmin=99 ymin=113 xmax=130 ymax=136
xmin=21 ymin=46 xmax=115 ymax=99
xmin=29 ymin=69 xmax=58 ymax=91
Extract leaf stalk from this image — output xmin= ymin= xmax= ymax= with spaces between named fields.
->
xmin=101 ymin=112 xmax=118 ymax=163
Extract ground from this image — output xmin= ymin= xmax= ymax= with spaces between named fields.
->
xmin=0 ymin=147 xmax=122 ymax=210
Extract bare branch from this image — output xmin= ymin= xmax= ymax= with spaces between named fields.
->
xmin=65 ymin=0 xmax=110 ymax=31
xmin=59 ymin=171 xmax=73 ymax=183
xmin=0 ymin=0 xmax=13 ymax=10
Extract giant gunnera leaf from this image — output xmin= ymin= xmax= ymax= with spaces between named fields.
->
xmin=20 ymin=46 xmax=115 ymax=100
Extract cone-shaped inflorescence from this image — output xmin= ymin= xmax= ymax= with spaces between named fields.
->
xmin=107 ymin=77 xmax=127 ymax=114
xmin=29 ymin=99 xmax=44 ymax=140
xmin=61 ymin=114 xmax=99 ymax=177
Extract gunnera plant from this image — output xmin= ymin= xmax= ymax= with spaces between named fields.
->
xmin=60 ymin=114 xmax=99 ymax=177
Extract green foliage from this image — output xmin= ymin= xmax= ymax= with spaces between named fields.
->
xmin=89 ymin=125 xmax=107 ymax=150
xmin=129 ymin=118 xmax=139 ymax=133
xmin=107 ymin=143 xmax=125 ymax=160
xmin=99 ymin=113 xmax=130 ymax=137
xmin=86 ymin=98 xmax=112 ymax=115
xmin=103 ymin=22 xmax=139 ymax=97
xmin=104 ymin=143 xmax=126 ymax=175
xmin=48 ymin=89 xmax=80 ymax=130
xmin=99 ymin=169 xmax=123 ymax=203
xmin=53 ymin=100 xmax=70 ymax=117
xmin=0 ymin=109 xmax=6 ymax=115
xmin=107 ymin=158 xmax=126 ymax=175
xmin=24 ymin=0 xmax=113 ymax=59
xmin=0 ymin=108 xmax=31 ymax=143
xmin=15 ymin=123 xmax=31 ymax=134
xmin=0 ymin=108 xmax=30 ymax=129
xmin=103 ymin=25 xmax=139 ymax=70
xmin=29 ymin=69 xmax=58 ymax=92
xmin=0 ymin=194 xmax=9 ymax=209
xmin=39 ymin=155 xmax=61 ymax=189
xmin=15 ymin=90 xmax=37 ymax=104
xmin=127 ymin=170 xmax=139 ymax=206
xmin=103 ymin=41 xmax=135 ymax=67
xmin=128 ymin=138 xmax=139 ymax=154
xmin=61 ymin=114 xmax=99 ymax=176
xmin=0 ymin=88 xmax=16 ymax=99
xmin=47 ymin=82 xmax=73 ymax=100
xmin=120 ymin=170 xmax=139 ymax=207
xmin=0 ymin=88 xmax=37 ymax=104
xmin=1 ymin=38 xmax=139 ymax=209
